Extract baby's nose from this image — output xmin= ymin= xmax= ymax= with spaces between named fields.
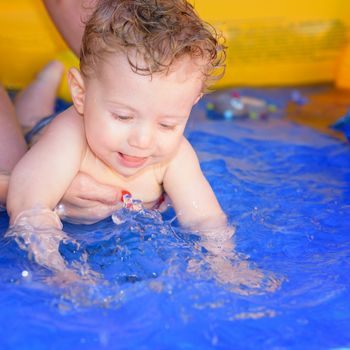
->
xmin=128 ymin=124 xmax=154 ymax=150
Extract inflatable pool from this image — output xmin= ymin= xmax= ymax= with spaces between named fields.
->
xmin=0 ymin=88 xmax=349 ymax=349
xmin=1 ymin=0 xmax=350 ymax=101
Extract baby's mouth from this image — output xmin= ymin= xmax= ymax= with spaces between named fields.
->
xmin=118 ymin=152 xmax=148 ymax=168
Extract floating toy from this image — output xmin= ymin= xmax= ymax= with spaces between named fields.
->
xmin=120 ymin=190 xmax=131 ymax=204
xmin=120 ymin=192 xmax=143 ymax=212
xmin=206 ymin=91 xmax=278 ymax=121
xmin=290 ymin=90 xmax=309 ymax=106
xmin=112 ymin=193 xmax=144 ymax=225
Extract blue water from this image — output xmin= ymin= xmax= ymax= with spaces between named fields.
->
xmin=1 ymin=89 xmax=350 ymax=350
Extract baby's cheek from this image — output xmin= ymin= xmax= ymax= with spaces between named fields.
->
xmin=164 ymin=137 xmax=180 ymax=153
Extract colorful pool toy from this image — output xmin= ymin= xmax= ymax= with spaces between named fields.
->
xmin=206 ymin=91 xmax=278 ymax=121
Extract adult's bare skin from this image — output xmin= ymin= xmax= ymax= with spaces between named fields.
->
xmin=0 ymin=84 xmax=27 ymax=173
xmin=0 ymin=84 xmax=27 ymax=205
xmin=43 ymin=0 xmax=98 ymax=56
xmin=58 ymin=172 xmax=121 ymax=224
xmin=0 ymin=173 xmax=9 ymax=205
xmin=1 ymin=171 xmax=120 ymax=223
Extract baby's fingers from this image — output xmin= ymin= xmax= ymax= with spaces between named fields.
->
xmin=34 ymin=250 xmax=67 ymax=272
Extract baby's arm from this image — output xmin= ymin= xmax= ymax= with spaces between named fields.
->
xmin=163 ymin=140 xmax=277 ymax=291
xmin=6 ymin=109 xmax=86 ymax=271
xmin=7 ymin=110 xmax=85 ymax=222
xmin=163 ymin=138 xmax=227 ymax=232
xmin=163 ymin=139 xmax=243 ymax=286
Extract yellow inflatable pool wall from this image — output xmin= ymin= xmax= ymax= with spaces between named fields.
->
xmin=1 ymin=0 xmax=350 ymax=101
xmin=0 ymin=0 xmax=78 ymax=101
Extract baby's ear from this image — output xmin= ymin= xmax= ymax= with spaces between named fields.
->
xmin=67 ymin=68 xmax=85 ymax=115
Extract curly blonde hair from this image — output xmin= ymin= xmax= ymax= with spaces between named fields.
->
xmin=80 ymin=0 xmax=226 ymax=91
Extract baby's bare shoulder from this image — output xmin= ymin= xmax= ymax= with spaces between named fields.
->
xmin=169 ymin=137 xmax=198 ymax=167
xmin=49 ymin=107 xmax=84 ymax=133
xmin=39 ymin=107 xmax=87 ymax=154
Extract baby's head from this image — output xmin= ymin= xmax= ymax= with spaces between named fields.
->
xmin=69 ymin=0 xmax=226 ymax=177
xmin=80 ymin=0 xmax=226 ymax=92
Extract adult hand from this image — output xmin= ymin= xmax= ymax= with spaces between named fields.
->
xmin=56 ymin=172 xmax=122 ymax=224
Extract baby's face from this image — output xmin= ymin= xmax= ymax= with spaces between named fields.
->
xmin=81 ymin=53 xmax=203 ymax=177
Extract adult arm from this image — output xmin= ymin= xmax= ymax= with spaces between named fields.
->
xmin=0 ymin=172 xmax=9 ymax=205
xmin=43 ymin=0 xmax=98 ymax=56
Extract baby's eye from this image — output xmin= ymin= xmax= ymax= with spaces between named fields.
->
xmin=112 ymin=113 xmax=133 ymax=121
xmin=159 ymin=123 xmax=176 ymax=130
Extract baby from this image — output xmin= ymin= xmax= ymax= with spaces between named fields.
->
xmin=7 ymin=0 xmax=230 ymax=273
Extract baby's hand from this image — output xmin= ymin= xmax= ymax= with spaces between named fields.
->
xmin=192 ymin=225 xmax=280 ymax=293
xmin=199 ymin=224 xmax=236 ymax=253
xmin=6 ymin=208 xmax=71 ymax=272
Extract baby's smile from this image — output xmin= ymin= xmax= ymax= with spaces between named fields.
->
xmin=117 ymin=152 xmax=148 ymax=168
